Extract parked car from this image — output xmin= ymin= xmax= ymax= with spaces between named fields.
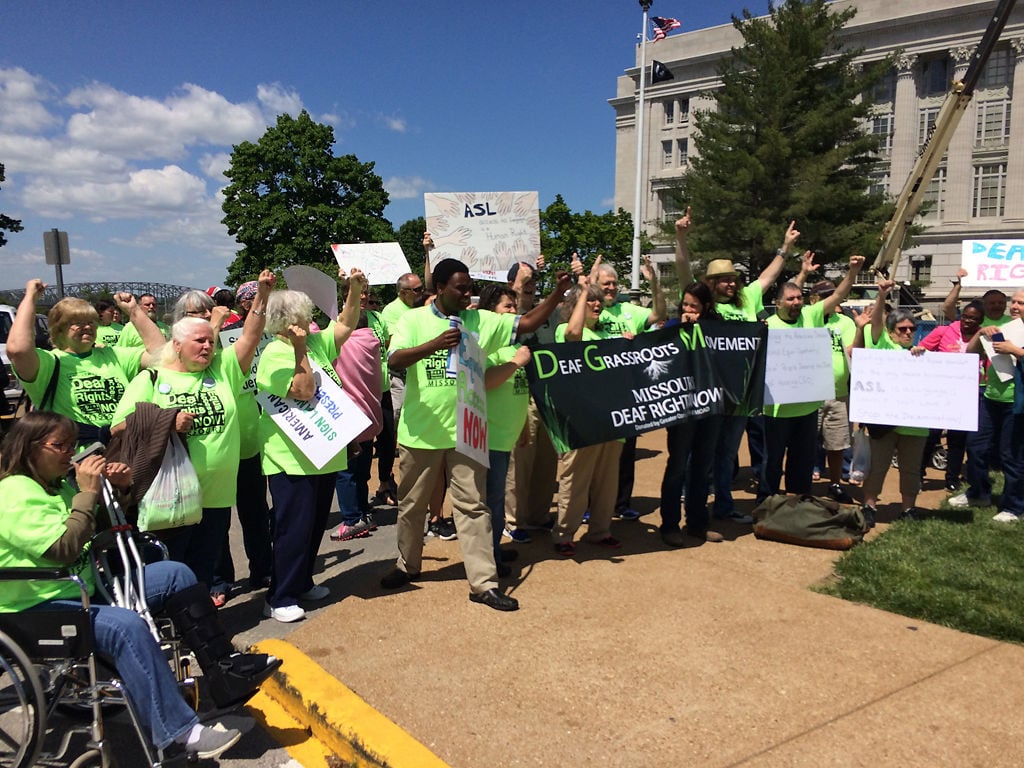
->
xmin=0 ymin=304 xmax=49 ymax=409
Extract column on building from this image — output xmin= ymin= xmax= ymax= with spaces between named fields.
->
xmin=945 ymin=46 xmax=976 ymax=226
xmin=1004 ymin=38 xmax=1024 ymax=223
xmin=889 ymin=53 xmax=919 ymax=194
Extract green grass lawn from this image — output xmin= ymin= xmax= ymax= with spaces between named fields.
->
xmin=818 ymin=479 xmax=1024 ymax=644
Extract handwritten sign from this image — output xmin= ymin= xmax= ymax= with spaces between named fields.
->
xmin=424 ymin=191 xmax=540 ymax=282
xmin=961 ymin=240 xmax=1024 ymax=288
xmin=977 ymin=317 xmax=1024 ymax=383
xmin=330 ymin=242 xmax=411 ymax=287
xmin=455 ymin=331 xmax=489 ymax=466
xmin=849 ymin=348 xmax=979 ymax=431
xmin=764 ymin=328 xmax=835 ymax=405
xmin=219 ymin=329 xmax=274 ymax=396
xmin=256 ymin=361 xmax=371 ymax=469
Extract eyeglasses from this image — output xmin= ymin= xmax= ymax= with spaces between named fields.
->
xmin=68 ymin=321 xmax=96 ymax=331
xmin=41 ymin=440 xmax=75 ymax=455
xmin=367 ymin=300 xmax=381 ymax=308
xmin=894 ymin=325 xmax=916 ymax=334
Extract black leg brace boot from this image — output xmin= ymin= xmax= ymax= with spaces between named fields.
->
xmin=163 ymin=583 xmax=282 ymax=709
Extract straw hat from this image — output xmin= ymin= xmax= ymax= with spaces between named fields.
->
xmin=704 ymin=259 xmax=739 ymax=279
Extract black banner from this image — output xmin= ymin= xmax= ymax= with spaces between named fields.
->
xmin=526 ymin=320 xmax=767 ymax=452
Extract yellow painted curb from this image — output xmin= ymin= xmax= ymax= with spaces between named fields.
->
xmin=253 ymin=638 xmax=448 ymax=768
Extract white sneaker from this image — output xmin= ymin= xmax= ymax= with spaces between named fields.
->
xmin=948 ymin=493 xmax=991 ymax=508
xmin=299 ymin=584 xmax=330 ymax=601
xmin=992 ymin=511 xmax=1020 ymax=523
xmin=263 ymin=602 xmax=305 ymax=623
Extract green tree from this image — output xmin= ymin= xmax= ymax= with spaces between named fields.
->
xmin=221 ymin=111 xmax=393 ymax=285
xmin=671 ymin=0 xmax=893 ymax=277
xmin=539 ymin=195 xmax=648 ymax=290
xmin=0 ymin=163 xmax=24 ymax=249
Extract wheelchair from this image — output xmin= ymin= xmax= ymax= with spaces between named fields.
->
xmin=0 ymin=485 xmax=201 ymax=767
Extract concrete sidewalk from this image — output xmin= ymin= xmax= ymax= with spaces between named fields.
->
xmin=238 ymin=432 xmax=1024 ymax=767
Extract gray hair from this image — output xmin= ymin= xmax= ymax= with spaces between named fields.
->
xmin=265 ymin=290 xmax=315 ymax=333
xmin=159 ymin=316 xmax=214 ymax=366
xmin=885 ymin=308 xmax=916 ymax=332
xmin=172 ymin=290 xmax=214 ymax=323
xmin=560 ymin=284 xmax=603 ymax=322
xmin=595 ymin=263 xmax=617 ymax=281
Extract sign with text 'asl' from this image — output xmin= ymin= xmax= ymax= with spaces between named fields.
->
xmin=256 ymin=361 xmax=371 ymax=469
xmin=961 ymin=240 xmax=1024 ymax=288
xmin=424 ymin=191 xmax=540 ymax=282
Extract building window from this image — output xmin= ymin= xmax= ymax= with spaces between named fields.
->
xmin=978 ymin=47 xmax=1012 ymax=89
xmin=659 ymin=191 xmax=682 ymax=224
xmin=910 ymin=255 xmax=932 ymax=286
xmin=918 ymin=107 xmax=941 ymax=146
xmin=680 ymin=98 xmax=690 ymax=120
xmin=662 ymin=141 xmax=674 ymax=169
xmin=866 ymin=67 xmax=896 ymax=104
xmin=921 ymin=168 xmax=946 ymax=221
xmin=922 ymin=58 xmax=951 ymax=97
xmin=972 ymin=163 xmax=1006 ymax=217
xmin=976 ymin=99 xmax=1011 ymax=146
xmin=870 ymin=113 xmax=894 ymax=154
xmin=664 ymin=100 xmax=675 ymax=125
xmin=868 ymin=170 xmax=889 ymax=198
xmin=677 ymin=138 xmax=688 ymax=166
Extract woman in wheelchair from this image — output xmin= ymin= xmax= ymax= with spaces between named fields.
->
xmin=0 ymin=412 xmax=280 ymax=760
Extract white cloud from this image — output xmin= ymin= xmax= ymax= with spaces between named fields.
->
xmin=256 ymin=82 xmax=303 ymax=118
xmin=198 ymin=152 xmax=231 ymax=180
xmin=0 ymin=67 xmax=58 ymax=132
xmin=385 ymin=175 xmax=434 ymax=200
xmin=379 ymin=114 xmax=407 ymax=133
xmin=600 ymin=197 xmax=615 ymax=209
xmin=65 ymin=82 xmax=267 ymax=159
xmin=0 ymin=134 xmax=126 ymax=177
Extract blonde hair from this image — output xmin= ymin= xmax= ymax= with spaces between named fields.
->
xmin=47 ymin=298 xmax=99 ymax=347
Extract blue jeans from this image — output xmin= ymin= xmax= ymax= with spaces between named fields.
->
xmin=713 ymin=416 xmax=747 ymax=515
xmin=487 ymin=450 xmax=511 ymax=559
xmin=660 ymin=416 xmax=723 ymax=533
xmin=29 ymin=560 xmax=199 ymax=749
xmin=966 ymin=397 xmax=1024 ymax=513
xmin=334 ymin=441 xmax=374 ymax=526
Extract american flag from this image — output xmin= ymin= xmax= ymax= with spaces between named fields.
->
xmin=651 ymin=16 xmax=681 ymax=42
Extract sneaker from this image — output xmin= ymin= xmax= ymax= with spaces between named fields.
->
xmin=945 ymin=481 xmax=962 ymax=493
xmin=898 ymin=507 xmax=922 ymax=522
xmin=948 ymin=492 xmax=991 ymax=508
xmin=428 ymin=518 xmax=458 ymax=541
xmin=263 ymin=603 xmax=305 ymax=623
xmin=554 ymin=541 xmax=576 ymax=557
xmin=582 ymin=509 xmax=590 ymax=522
xmin=362 ymin=511 xmax=378 ymax=531
xmin=299 ymin=584 xmax=329 ymax=601
xmin=330 ymin=519 xmax=371 ymax=541
xmin=615 ymin=507 xmax=641 ymax=520
xmin=686 ymin=528 xmax=724 ymax=543
xmin=660 ymin=528 xmax=685 ymax=548
xmin=827 ymin=483 xmax=854 ymax=504
xmin=861 ymin=504 xmax=877 ymax=529
xmin=507 ymin=528 xmax=533 ymax=543
xmin=183 ymin=724 xmax=242 ymax=760
xmin=993 ymin=510 xmax=1021 ymax=523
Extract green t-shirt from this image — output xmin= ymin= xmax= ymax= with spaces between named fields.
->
xmin=866 ymin=332 xmax=929 ymax=436
xmin=95 ymin=323 xmax=123 ymax=347
xmin=17 ymin=346 xmax=145 ymax=427
xmin=982 ymin=315 xmax=1013 ymax=403
xmin=597 ymin=302 xmax=651 ymax=337
xmin=113 ymin=347 xmax=246 ymax=508
xmin=825 ymin=312 xmax=857 ymax=398
xmin=379 ymin=297 xmax=411 ymax=342
xmin=256 ymin=323 xmax=347 ymax=476
xmin=390 ymin=306 xmax=518 ymax=450
xmin=486 ymin=345 xmax=530 ymax=452
xmin=764 ymin=301 xmax=827 ymax=418
xmin=116 ymin=320 xmax=170 ymax=347
xmin=365 ymin=310 xmax=390 ymax=393
xmin=553 ymin=323 xmax=616 ymax=342
xmin=715 ymin=282 xmax=764 ymax=322
xmin=0 ymin=476 xmax=96 ymax=612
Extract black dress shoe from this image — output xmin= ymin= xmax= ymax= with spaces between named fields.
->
xmin=380 ymin=569 xmax=418 ymax=589
xmin=499 ymin=548 xmax=519 ymax=562
xmin=469 ymin=588 xmax=519 ymax=611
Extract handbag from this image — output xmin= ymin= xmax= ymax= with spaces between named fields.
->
xmin=753 ymin=494 xmax=866 ymax=550
xmin=136 ymin=432 xmax=203 ymax=531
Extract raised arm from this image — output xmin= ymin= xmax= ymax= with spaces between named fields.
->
xmin=284 ymin=326 xmax=316 ymax=401
xmin=333 ymin=268 xmax=366 ymax=349
xmin=674 ymin=206 xmax=694 ymax=288
xmin=870 ymin=280 xmax=893 ymax=346
xmin=115 ymin=291 xmax=164 ymax=364
xmin=485 ymin=346 xmax=532 ymax=390
xmin=563 ymin=274 xmax=591 ymax=342
xmin=640 ymin=255 xmax=666 ymax=326
xmin=821 ymin=254 xmax=865 ymax=317
xmin=792 ymin=250 xmax=820 ymax=289
xmin=233 ymin=269 xmax=274 ymax=372
xmin=7 ymin=279 xmax=45 ymax=382
xmin=756 ymin=220 xmax=801 ymax=293
xmin=422 ymin=232 xmax=435 ymax=294
xmin=517 ymin=270 xmax=573 ymax=337
xmin=942 ymin=268 xmax=968 ymax=322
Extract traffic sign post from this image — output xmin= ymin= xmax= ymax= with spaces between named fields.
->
xmin=43 ymin=228 xmax=69 ymax=299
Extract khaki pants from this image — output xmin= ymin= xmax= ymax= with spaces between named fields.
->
xmin=395 ymin=445 xmax=498 ymax=594
xmin=554 ymin=441 xmax=622 ymax=543
xmin=505 ymin=399 xmax=558 ymax=529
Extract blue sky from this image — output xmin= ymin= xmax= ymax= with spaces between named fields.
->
xmin=0 ymin=1 xmax=771 ymax=292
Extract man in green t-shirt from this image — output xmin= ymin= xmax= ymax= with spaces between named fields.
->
xmin=117 ymin=293 xmax=170 ymax=347
xmin=760 ymin=255 xmax=864 ymax=500
xmin=380 ymin=258 xmax=570 ymax=611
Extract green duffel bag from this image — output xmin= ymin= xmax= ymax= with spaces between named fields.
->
xmin=752 ymin=494 xmax=865 ymax=550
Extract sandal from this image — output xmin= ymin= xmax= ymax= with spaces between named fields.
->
xmin=593 ymin=536 xmax=622 ymax=549
xmin=210 ymin=591 xmax=228 ymax=608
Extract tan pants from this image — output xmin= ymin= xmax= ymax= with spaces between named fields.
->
xmin=395 ymin=445 xmax=498 ymax=594
xmin=554 ymin=441 xmax=622 ymax=543
xmin=505 ymin=399 xmax=558 ymax=529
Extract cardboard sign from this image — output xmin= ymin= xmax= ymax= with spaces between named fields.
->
xmin=961 ymin=240 xmax=1024 ymax=288
xmin=219 ymin=328 xmax=275 ymax=396
xmin=977 ymin=317 xmax=1024 ymax=383
xmin=764 ymin=328 xmax=835 ymax=405
xmin=455 ymin=331 xmax=489 ymax=466
xmin=330 ymin=242 xmax=411 ymax=287
xmin=424 ymin=191 xmax=540 ymax=282
xmin=849 ymin=348 xmax=979 ymax=431
xmin=256 ymin=361 xmax=371 ymax=469
xmin=283 ymin=265 xmax=339 ymax=320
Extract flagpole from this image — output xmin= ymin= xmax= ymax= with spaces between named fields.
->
xmin=630 ymin=0 xmax=653 ymax=291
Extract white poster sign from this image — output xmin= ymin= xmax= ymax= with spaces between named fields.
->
xmin=764 ymin=328 xmax=835 ymax=405
xmin=849 ymin=348 xmax=979 ymax=431
xmin=977 ymin=317 xmax=1024 ymax=383
xmin=960 ymin=240 xmax=1024 ymax=288
xmin=455 ymin=331 xmax=489 ymax=466
xmin=424 ymin=191 xmax=540 ymax=282
xmin=256 ymin=362 xmax=371 ymax=469
xmin=330 ymin=242 xmax=411 ymax=287
xmin=219 ymin=328 xmax=275 ymax=396
xmin=283 ymin=265 xmax=339 ymax=320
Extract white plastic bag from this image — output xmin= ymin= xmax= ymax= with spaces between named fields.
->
xmin=850 ymin=426 xmax=870 ymax=485
xmin=137 ymin=433 xmax=203 ymax=531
